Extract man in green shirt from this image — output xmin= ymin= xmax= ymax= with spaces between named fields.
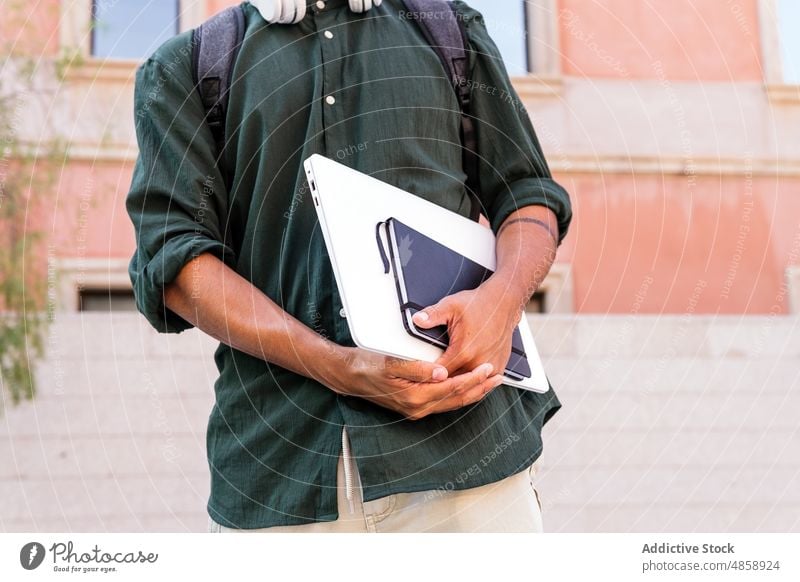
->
xmin=127 ymin=0 xmax=571 ymax=532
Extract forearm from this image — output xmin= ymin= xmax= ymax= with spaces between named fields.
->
xmin=483 ymin=205 xmax=559 ymax=317
xmin=162 ymin=252 xmax=348 ymax=389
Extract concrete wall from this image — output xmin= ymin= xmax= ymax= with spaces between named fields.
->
xmin=536 ymin=313 xmax=800 ymax=532
xmin=2 ymin=313 xmax=797 ymax=532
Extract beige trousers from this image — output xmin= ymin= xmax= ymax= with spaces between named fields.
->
xmin=208 ymin=433 xmax=545 ymax=533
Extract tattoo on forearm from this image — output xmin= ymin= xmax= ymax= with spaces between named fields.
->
xmin=497 ymin=217 xmax=558 ymax=242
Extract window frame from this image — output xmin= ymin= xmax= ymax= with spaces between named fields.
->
xmin=89 ymin=0 xmax=181 ymax=61
xmin=789 ymin=266 xmax=800 ymax=315
xmin=52 ymin=258 xmax=133 ymax=312
xmin=525 ymin=0 xmax=561 ymax=79
xmin=60 ymin=0 xmax=205 ymax=65
xmin=468 ymin=0 xmax=561 ymax=79
xmin=759 ymin=0 xmax=800 ymax=101
xmin=773 ymin=0 xmax=799 ymax=84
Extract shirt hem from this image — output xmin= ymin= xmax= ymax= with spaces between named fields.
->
xmin=207 ymin=502 xmax=340 ymax=530
xmin=359 ymin=448 xmax=542 ymax=504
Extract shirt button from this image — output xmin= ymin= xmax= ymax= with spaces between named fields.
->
xmin=325 ymin=95 xmax=336 ymax=105
xmin=324 ymin=30 xmax=334 ymax=39
xmin=316 ymin=0 xmax=325 ymax=9
xmin=339 ymin=308 xmax=347 ymax=318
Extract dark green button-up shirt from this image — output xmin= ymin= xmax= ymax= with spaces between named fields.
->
xmin=127 ymin=0 xmax=571 ymax=528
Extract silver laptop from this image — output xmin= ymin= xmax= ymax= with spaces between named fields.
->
xmin=304 ymin=154 xmax=549 ymax=393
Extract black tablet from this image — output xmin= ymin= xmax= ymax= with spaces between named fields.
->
xmin=379 ymin=217 xmax=532 ymax=380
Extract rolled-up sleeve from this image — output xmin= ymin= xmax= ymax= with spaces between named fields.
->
xmin=126 ymin=49 xmax=235 ymax=333
xmin=459 ymin=3 xmax=572 ymax=243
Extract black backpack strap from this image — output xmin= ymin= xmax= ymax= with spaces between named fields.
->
xmin=401 ymin=0 xmax=482 ymax=222
xmin=192 ymin=5 xmax=246 ymax=184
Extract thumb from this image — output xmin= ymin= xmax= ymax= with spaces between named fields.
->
xmin=412 ymin=300 xmax=452 ymax=329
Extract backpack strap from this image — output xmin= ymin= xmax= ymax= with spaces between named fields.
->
xmin=401 ymin=0 xmax=482 ymax=222
xmin=192 ymin=5 xmax=246 ymax=185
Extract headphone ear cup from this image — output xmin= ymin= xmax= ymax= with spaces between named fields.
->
xmin=250 ymin=0 xmax=280 ymax=22
xmin=283 ymin=0 xmax=307 ymax=23
xmin=348 ymin=0 xmax=382 ymax=13
xmin=251 ymin=0 xmax=307 ymax=23
xmin=254 ymin=0 xmax=380 ymax=22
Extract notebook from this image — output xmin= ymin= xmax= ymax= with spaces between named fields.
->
xmin=377 ymin=217 xmax=532 ymax=380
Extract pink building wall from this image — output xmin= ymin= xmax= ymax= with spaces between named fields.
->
xmin=13 ymin=0 xmax=799 ymax=315
xmin=0 ymin=0 xmax=60 ymax=57
xmin=559 ymin=173 xmax=800 ymax=314
xmin=560 ymin=0 xmax=764 ymax=81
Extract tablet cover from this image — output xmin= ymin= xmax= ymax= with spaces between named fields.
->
xmin=382 ymin=217 xmax=532 ymax=380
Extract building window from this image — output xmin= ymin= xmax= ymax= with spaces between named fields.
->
xmin=526 ymin=290 xmax=547 ymax=314
xmin=90 ymin=0 xmax=180 ymax=60
xmin=468 ymin=1 xmax=530 ymax=76
xmin=777 ymin=0 xmax=799 ymax=83
xmin=79 ymin=288 xmax=138 ymax=312
xmin=52 ymin=259 xmax=135 ymax=313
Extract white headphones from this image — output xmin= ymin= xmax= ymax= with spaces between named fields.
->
xmin=250 ymin=0 xmax=382 ymax=24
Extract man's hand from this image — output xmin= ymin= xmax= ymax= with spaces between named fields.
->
xmin=411 ymin=282 xmax=520 ymax=377
xmin=327 ymin=348 xmax=504 ymax=420
xmin=411 ymin=205 xmax=559 ymax=379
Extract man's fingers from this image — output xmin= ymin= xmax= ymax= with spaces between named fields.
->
xmin=430 ymin=362 xmax=493 ymax=397
xmin=384 ymin=357 xmax=448 ymax=382
xmin=432 ymin=373 xmax=504 ymax=415
xmin=434 ymin=343 xmax=470 ymax=375
xmin=412 ymin=301 xmax=451 ymax=329
xmin=402 ymin=362 xmax=495 ymax=418
xmin=450 ymin=362 xmax=494 ymax=393
xmin=463 ymin=373 xmax=504 ymax=404
xmin=408 ymin=373 xmax=504 ymax=419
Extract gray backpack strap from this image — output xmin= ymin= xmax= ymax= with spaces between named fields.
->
xmin=402 ymin=0 xmax=482 ymax=222
xmin=192 ymin=5 xmax=246 ymax=183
